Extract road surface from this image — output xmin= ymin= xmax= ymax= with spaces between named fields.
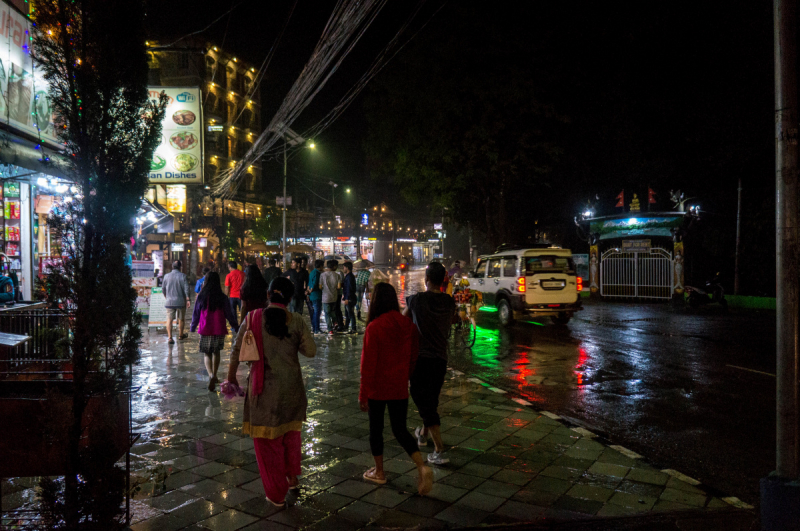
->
xmin=388 ymin=268 xmax=776 ymax=506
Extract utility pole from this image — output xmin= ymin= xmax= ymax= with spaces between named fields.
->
xmin=734 ymin=178 xmax=742 ymax=295
xmin=282 ymin=141 xmax=288 ymax=266
xmin=468 ymin=221 xmax=473 ymax=266
xmin=762 ymin=1 xmax=800 ymax=528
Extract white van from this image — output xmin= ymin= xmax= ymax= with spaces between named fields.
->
xmin=467 ymin=245 xmax=583 ymax=326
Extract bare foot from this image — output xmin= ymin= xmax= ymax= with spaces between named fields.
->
xmin=287 ymin=475 xmax=299 ymax=489
xmin=417 ymin=465 xmax=433 ymax=495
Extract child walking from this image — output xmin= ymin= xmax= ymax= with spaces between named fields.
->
xmin=359 ymin=283 xmax=433 ymax=495
xmin=190 ymin=272 xmax=239 ymax=391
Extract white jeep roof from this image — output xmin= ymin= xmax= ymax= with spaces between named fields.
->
xmin=478 ymin=246 xmax=573 ymax=260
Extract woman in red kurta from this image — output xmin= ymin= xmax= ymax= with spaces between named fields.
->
xmin=359 ymin=283 xmax=433 ymax=495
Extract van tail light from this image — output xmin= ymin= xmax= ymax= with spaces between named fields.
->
xmin=517 ymin=277 xmax=526 ymax=293
xmin=577 ymin=276 xmax=583 ymax=291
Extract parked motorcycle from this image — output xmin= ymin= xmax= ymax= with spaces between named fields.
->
xmin=685 ymin=272 xmax=727 ymax=310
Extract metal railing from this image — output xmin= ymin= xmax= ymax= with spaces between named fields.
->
xmin=0 ymin=309 xmax=71 ymax=362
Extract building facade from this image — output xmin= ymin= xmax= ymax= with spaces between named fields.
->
xmin=145 ymin=39 xmax=264 ymax=273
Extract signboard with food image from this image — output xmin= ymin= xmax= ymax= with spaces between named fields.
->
xmin=147 ymin=86 xmax=203 ymax=184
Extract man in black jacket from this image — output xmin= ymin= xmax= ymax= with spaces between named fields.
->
xmin=341 ymin=261 xmax=358 ymax=334
xmin=262 ymin=258 xmax=282 ymax=287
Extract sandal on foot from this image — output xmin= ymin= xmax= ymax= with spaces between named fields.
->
xmin=417 ymin=465 xmax=433 ymax=496
xmin=287 ymin=476 xmax=299 ymax=490
xmin=265 ymin=495 xmax=285 ymax=507
xmin=363 ymin=468 xmax=387 ymax=485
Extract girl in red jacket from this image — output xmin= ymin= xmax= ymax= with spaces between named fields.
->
xmin=360 ymin=283 xmax=433 ymax=495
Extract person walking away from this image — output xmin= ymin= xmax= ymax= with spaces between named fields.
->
xmin=448 ymin=260 xmax=462 ymax=279
xmin=308 ymin=260 xmax=324 ymax=334
xmin=301 ymin=257 xmax=314 ymax=316
xmin=282 ymin=258 xmax=308 ymax=315
xmin=263 ymin=258 xmax=282 ymax=287
xmin=404 ymin=262 xmax=456 ymax=465
xmin=225 ymin=260 xmax=245 ymax=326
xmin=190 ymin=272 xmax=238 ymax=391
xmin=240 ymin=264 xmax=268 ymax=319
xmin=163 ymin=260 xmax=191 ymax=344
xmin=359 ymin=283 xmax=433 ymax=494
xmin=342 ymin=262 xmax=358 ymax=334
xmin=332 ymin=261 xmax=345 ymax=330
xmin=195 ymin=267 xmax=211 ymax=294
xmin=355 ymin=266 xmax=371 ymax=320
xmin=226 ymin=277 xmax=317 ymax=506
xmin=320 ymin=260 xmax=341 ymax=335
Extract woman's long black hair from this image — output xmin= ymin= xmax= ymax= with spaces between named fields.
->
xmin=366 ymin=283 xmax=400 ymax=325
xmin=240 ymin=264 xmax=268 ymax=301
xmin=265 ymin=276 xmax=294 ymax=339
xmin=196 ymin=271 xmax=227 ymax=312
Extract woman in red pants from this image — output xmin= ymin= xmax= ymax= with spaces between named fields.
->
xmin=227 ymin=276 xmax=316 ymax=507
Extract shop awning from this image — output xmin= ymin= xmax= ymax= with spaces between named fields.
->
xmin=136 ymin=199 xmax=174 ymax=235
xmin=0 ymin=135 xmax=71 ymax=180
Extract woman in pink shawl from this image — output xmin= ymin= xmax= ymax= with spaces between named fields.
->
xmin=227 ymin=276 xmax=316 ymax=507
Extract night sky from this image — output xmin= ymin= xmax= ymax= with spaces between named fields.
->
xmin=146 ymin=1 xmax=776 ymax=293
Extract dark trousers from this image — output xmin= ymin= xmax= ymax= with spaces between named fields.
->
xmin=368 ymin=398 xmax=419 ymax=457
xmin=410 ymin=357 xmax=448 ymax=428
xmin=290 ymin=298 xmax=304 ymax=315
xmin=344 ymin=301 xmax=357 ymax=331
xmin=333 ymin=298 xmax=344 ymax=328
xmin=229 ymin=297 xmax=241 ymax=327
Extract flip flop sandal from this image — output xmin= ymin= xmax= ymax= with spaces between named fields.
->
xmin=265 ymin=496 xmax=285 ymax=507
xmin=363 ymin=468 xmax=387 ymax=485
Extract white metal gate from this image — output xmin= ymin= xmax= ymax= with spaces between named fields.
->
xmin=600 ymin=247 xmax=673 ymax=299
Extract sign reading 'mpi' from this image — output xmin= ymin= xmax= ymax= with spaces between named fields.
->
xmin=147 ymin=87 xmax=203 ymax=184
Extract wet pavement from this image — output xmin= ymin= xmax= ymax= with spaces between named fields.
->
xmin=0 ymin=271 xmax=768 ymax=529
xmin=390 ymin=269 xmax=775 ymax=510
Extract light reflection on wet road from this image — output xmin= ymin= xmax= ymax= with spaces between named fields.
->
xmin=388 ymin=268 xmax=775 ymax=504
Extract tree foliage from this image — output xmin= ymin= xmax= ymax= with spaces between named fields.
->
xmin=250 ymin=215 xmax=282 ymax=245
xmin=31 ymin=0 xmax=166 ymax=528
xmin=364 ymin=5 xmax=566 ymax=248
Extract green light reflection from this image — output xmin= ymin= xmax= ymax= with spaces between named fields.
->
xmin=478 ymin=306 xmax=498 ymax=313
xmin=470 ymin=325 xmax=500 ymax=368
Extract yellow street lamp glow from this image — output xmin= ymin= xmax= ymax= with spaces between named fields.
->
xmin=346 ymin=188 xmax=351 ymax=193
xmin=308 ymin=142 xmax=316 ymax=149
xmin=213 ymin=47 xmax=218 ymax=51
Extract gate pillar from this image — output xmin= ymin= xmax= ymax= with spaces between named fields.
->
xmin=589 ymin=245 xmax=600 ymax=298
xmin=672 ymin=241 xmax=685 ymax=305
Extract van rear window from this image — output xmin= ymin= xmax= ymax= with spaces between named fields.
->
xmin=526 ymin=256 xmax=575 ymax=274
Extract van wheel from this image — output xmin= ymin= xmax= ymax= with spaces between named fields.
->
xmin=551 ymin=314 xmax=571 ymax=325
xmin=498 ymin=299 xmax=515 ymax=327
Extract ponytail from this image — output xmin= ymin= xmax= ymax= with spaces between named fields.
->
xmin=265 ymin=307 xmax=289 ymax=339
xmin=265 ymin=276 xmax=295 ymax=339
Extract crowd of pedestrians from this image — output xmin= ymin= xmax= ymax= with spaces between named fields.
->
xmin=165 ymin=255 xmax=455 ymax=508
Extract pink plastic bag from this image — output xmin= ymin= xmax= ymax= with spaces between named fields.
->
xmin=220 ymin=380 xmax=245 ymax=400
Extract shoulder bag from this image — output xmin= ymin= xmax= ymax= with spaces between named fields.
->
xmin=239 ymin=310 xmax=261 ymax=362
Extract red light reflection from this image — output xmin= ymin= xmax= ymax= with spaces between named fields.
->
xmin=574 ymin=348 xmax=589 ymax=388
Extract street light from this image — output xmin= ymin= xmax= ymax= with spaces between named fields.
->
xmin=346 ymin=188 xmax=351 ymax=193
xmin=280 ymin=126 xmax=313 ymax=265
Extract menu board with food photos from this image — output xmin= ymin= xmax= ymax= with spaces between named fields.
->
xmin=147 ymin=86 xmax=203 ymax=185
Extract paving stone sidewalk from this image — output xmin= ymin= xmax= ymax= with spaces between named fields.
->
xmin=1 ymin=321 xmax=750 ymax=530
